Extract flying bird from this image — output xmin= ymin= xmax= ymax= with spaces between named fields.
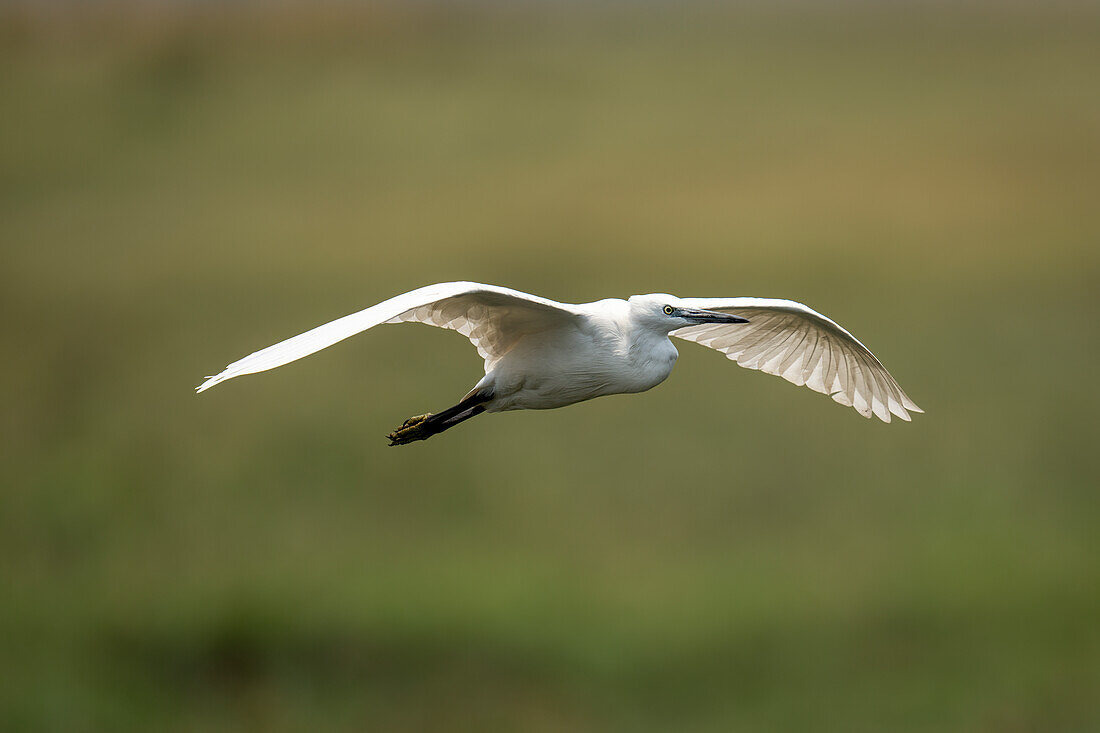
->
xmin=197 ymin=282 xmax=922 ymax=444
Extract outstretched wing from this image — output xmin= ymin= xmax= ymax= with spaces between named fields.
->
xmin=197 ymin=282 xmax=581 ymax=393
xmin=671 ymin=297 xmax=922 ymax=423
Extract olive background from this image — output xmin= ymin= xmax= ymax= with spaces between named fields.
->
xmin=2 ymin=3 xmax=1098 ymax=731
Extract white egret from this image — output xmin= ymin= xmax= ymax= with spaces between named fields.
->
xmin=197 ymin=282 xmax=922 ymax=444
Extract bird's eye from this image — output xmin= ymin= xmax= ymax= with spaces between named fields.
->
xmin=663 ymin=305 xmax=675 ymax=315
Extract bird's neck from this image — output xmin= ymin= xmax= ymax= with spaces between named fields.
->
xmin=626 ymin=325 xmax=677 ymax=363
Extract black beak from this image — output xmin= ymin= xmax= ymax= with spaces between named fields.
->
xmin=677 ymin=308 xmax=749 ymax=325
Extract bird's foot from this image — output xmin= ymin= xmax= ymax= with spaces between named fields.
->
xmin=386 ymin=414 xmax=434 ymax=446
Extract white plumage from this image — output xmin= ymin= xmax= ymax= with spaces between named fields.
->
xmin=198 ymin=282 xmax=921 ymax=444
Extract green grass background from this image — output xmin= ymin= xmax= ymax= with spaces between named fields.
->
xmin=2 ymin=3 xmax=1099 ymax=731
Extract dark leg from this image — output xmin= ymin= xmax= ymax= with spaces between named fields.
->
xmin=386 ymin=392 xmax=490 ymax=446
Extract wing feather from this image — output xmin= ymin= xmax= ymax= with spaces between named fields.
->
xmin=672 ymin=297 xmax=921 ymax=423
xmin=778 ymin=325 xmax=814 ymax=385
xmin=197 ymin=282 xmax=581 ymax=393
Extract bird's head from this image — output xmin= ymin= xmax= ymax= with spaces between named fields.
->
xmin=628 ymin=294 xmax=749 ymax=334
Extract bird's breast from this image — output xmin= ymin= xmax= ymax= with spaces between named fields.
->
xmin=619 ymin=336 xmax=678 ymax=393
xmin=568 ymin=328 xmax=677 ymax=394
xmin=485 ymin=330 xmax=678 ymax=411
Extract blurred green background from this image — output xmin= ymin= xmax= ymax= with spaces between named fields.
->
xmin=2 ymin=2 xmax=1099 ymax=731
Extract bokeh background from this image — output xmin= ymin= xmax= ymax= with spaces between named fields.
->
xmin=3 ymin=1 xmax=1099 ymax=730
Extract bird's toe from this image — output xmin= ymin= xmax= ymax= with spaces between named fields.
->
xmin=400 ymin=414 xmax=431 ymax=428
xmin=386 ymin=413 xmax=434 ymax=446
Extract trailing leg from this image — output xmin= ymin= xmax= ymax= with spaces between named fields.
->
xmin=386 ymin=391 xmax=490 ymax=446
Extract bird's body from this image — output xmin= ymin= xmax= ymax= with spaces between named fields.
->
xmin=478 ymin=298 xmax=678 ymax=412
xmin=198 ymin=282 xmax=921 ymax=444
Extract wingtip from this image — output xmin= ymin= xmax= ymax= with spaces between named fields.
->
xmin=901 ymin=394 xmax=924 ymax=413
xmin=195 ymin=374 xmax=223 ymax=394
